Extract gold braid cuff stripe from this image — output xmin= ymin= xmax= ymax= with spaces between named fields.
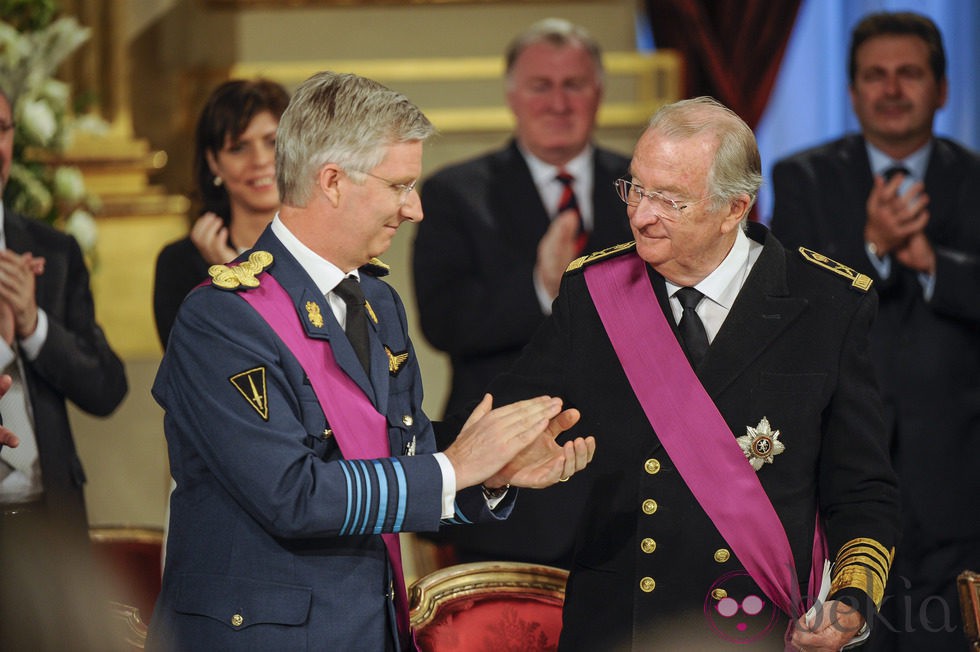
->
xmin=830 ymin=538 xmax=895 ymax=607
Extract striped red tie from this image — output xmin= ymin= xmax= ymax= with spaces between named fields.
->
xmin=556 ymin=170 xmax=589 ymax=254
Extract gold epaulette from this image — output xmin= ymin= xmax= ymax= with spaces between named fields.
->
xmin=361 ymin=257 xmax=390 ymax=277
xmin=565 ymin=241 xmax=637 ymax=274
xmin=209 ymin=251 xmax=274 ymax=290
xmin=798 ymin=247 xmax=873 ymax=292
xmin=829 ymin=537 xmax=895 ymax=608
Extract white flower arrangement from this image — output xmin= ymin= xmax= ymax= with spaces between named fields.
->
xmin=1 ymin=5 xmax=99 ymax=259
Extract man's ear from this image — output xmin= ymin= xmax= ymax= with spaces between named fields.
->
xmin=720 ymin=194 xmax=751 ymax=234
xmin=318 ymin=164 xmax=343 ymax=206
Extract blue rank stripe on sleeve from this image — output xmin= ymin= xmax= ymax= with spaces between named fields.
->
xmin=392 ymin=459 xmax=407 ymax=533
xmin=372 ymin=460 xmax=389 ymax=535
xmin=337 ymin=458 xmax=410 ymax=536
xmin=443 ymin=501 xmax=471 ymax=525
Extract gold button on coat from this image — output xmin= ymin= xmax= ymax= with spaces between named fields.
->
xmin=644 ymin=458 xmax=661 ymax=474
xmin=641 ymin=499 xmax=658 ymax=514
xmin=711 ymin=588 xmax=728 ymax=600
xmin=640 ymin=538 xmax=657 ymax=554
xmin=401 ymin=415 xmax=413 ymax=427
xmin=640 ymin=577 xmax=656 ymax=592
xmin=231 ymin=614 xmax=244 ymax=627
xmin=714 ymin=548 xmax=731 ymax=563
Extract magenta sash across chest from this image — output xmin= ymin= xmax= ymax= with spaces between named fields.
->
xmin=584 ymin=253 xmax=825 ymax=623
xmin=239 ymin=274 xmax=411 ymax=646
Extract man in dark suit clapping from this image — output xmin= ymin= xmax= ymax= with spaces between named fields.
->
xmin=412 ymin=18 xmax=632 ymax=569
xmin=0 ymin=85 xmax=128 ymax=650
xmin=770 ymin=12 xmax=980 ymax=651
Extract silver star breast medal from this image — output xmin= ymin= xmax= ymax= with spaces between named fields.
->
xmin=736 ymin=417 xmax=785 ymax=471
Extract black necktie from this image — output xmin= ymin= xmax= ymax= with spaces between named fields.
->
xmin=556 ymin=170 xmax=588 ymax=254
xmin=334 ymin=276 xmax=371 ymax=374
xmin=675 ymin=287 xmax=709 ymax=368
xmin=883 ymin=165 xmax=910 ymax=182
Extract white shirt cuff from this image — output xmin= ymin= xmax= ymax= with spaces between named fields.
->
xmin=19 ymin=309 xmax=47 ymax=361
xmin=433 ymin=452 xmax=457 ymax=519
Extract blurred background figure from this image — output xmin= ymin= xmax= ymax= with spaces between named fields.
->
xmin=412 ymin=18 xmax=632 ymax=570
xmin=153 ymin=79 xmax=289 ymax=349
xmin=769 ymin=12 xmax=980 ymax=651
xmin=0 ymin=85 xmax=128 ymax=651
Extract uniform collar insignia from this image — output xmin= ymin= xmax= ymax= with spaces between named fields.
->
xmin=385 ymin=346 xmax=409 ymax=376
xmin=210 ymin=251 xmax=274 ymax=290
xmin=736 ymin=417 xmax=785 ymax=471
xmin=305 ymin=301 xmax=324 ymax=328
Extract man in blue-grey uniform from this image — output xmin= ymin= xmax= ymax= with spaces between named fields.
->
xmin=147 ymin=71 xmax=594 ymax=652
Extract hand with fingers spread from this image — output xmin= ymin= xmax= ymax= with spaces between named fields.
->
xmin=535 ymin=210 xmax=582 ymax=302
xmin=864 ymin=172 xmax=930 ymax=257
xmin=486 ymin=407 xmax=595 ymax=489
xmin=444 ymin=393 xmax=594 ymax=491
xmin=190 ymin=212 xmax=238 ymax=265
xmin=0 ymin=249 xmax=41 ymax=339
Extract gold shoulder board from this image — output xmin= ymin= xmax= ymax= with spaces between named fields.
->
xmin=798 ymin=247 xmax=873 ymax=292
xmin=566 ymin=241 xmax=637 ymax=274
xmin=361 ymin=257 xmax=390 ymax=277
xmin=209 ymin=251 xmax=274 ymax=290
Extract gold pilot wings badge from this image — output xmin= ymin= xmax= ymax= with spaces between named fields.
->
xmin=736 ymin=417 xmax=785 ymax=471
xmin=229 ymin=366 xmax=269 ymax=421
xmin=385 ymin=346 xmax=409 ymax=376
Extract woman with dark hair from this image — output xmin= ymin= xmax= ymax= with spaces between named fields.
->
xmin=152 ymin=79 xmax=290 ymax=348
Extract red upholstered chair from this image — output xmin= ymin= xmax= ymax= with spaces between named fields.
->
xmin=90 ymin=526 xmax=164 ymax=626
xmin=409 ymin=561 xmax=569 ymax=652
xmin=959 ymin=570 xmax=980 ymax=651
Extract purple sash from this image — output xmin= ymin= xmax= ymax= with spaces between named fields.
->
xmin=584 ymin=253 xmax=825 ymax=621
xmin=239 ymin=274 xmax=411 ymax=645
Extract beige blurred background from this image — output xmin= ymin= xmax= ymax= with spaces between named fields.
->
xmin=59 ymin=0 xmax=679 ymax=535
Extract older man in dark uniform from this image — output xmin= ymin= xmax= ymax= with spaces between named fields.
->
xmin=481 ymin=97 xmax=900 ymax=650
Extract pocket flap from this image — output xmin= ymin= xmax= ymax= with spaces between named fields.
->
xmin=175 ymin=572 xmax=312 ymax=629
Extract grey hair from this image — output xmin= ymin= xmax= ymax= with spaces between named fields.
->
xmin=504 ymin=18 xmax=604 ymax=82
xmin=276 ymin=71 xmax=435 ymax=207
xmin=645 ymin=96 xmax=762 ymax=214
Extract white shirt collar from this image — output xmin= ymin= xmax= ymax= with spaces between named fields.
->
xmin=519 ymin=143 xmax=596 ymax=227
xmin=270 ymin=215 xmax=357 ymax=296
xmin=664 ymin=227 xmax=754 ymax=309
xmin=866 ymin=140 xmax=933 ymax=181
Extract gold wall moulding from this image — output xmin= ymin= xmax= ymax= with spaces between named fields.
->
xmin=204 ymin=0 xmax=593 ymax=6
xmin=227 ymin=50 xmax=681 ymax=133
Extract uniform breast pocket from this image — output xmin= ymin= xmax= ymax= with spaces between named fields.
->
xmin=750 ymin=372 xmax=827 ymax=426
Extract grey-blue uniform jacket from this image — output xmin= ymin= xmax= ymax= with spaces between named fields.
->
xmin=147 ymin=226 xmax=512 ymax=651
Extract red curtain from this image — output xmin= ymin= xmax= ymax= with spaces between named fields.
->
xmin=644 ymin=0 xmax=803 ymax=129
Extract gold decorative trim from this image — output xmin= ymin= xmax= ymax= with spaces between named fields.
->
xmin=799 ymin=247 xmax=873 ymax=292
xmin=566 ymin=240 xmax=636 ymax=273
xmin=409 ymin=561 xmax=568 ymax=629
xmin=830 ymin=537 xmax=894 ymax=607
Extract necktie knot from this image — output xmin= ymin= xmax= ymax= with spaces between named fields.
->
xmin=556 ymin=170 xmax=575 ymax=187
xmin=334 ymin=276 xmax=365 ymax=309
xmin=675 ymin=286 xmax=705 ymax=311
xmin=883 ymin=165 xmax=910 ymax=182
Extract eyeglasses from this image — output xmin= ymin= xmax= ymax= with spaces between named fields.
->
xmin=614 ymin=179 xmax=714 ymax=220
xmin=359 ymin=171 xmax=418 ymax=206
